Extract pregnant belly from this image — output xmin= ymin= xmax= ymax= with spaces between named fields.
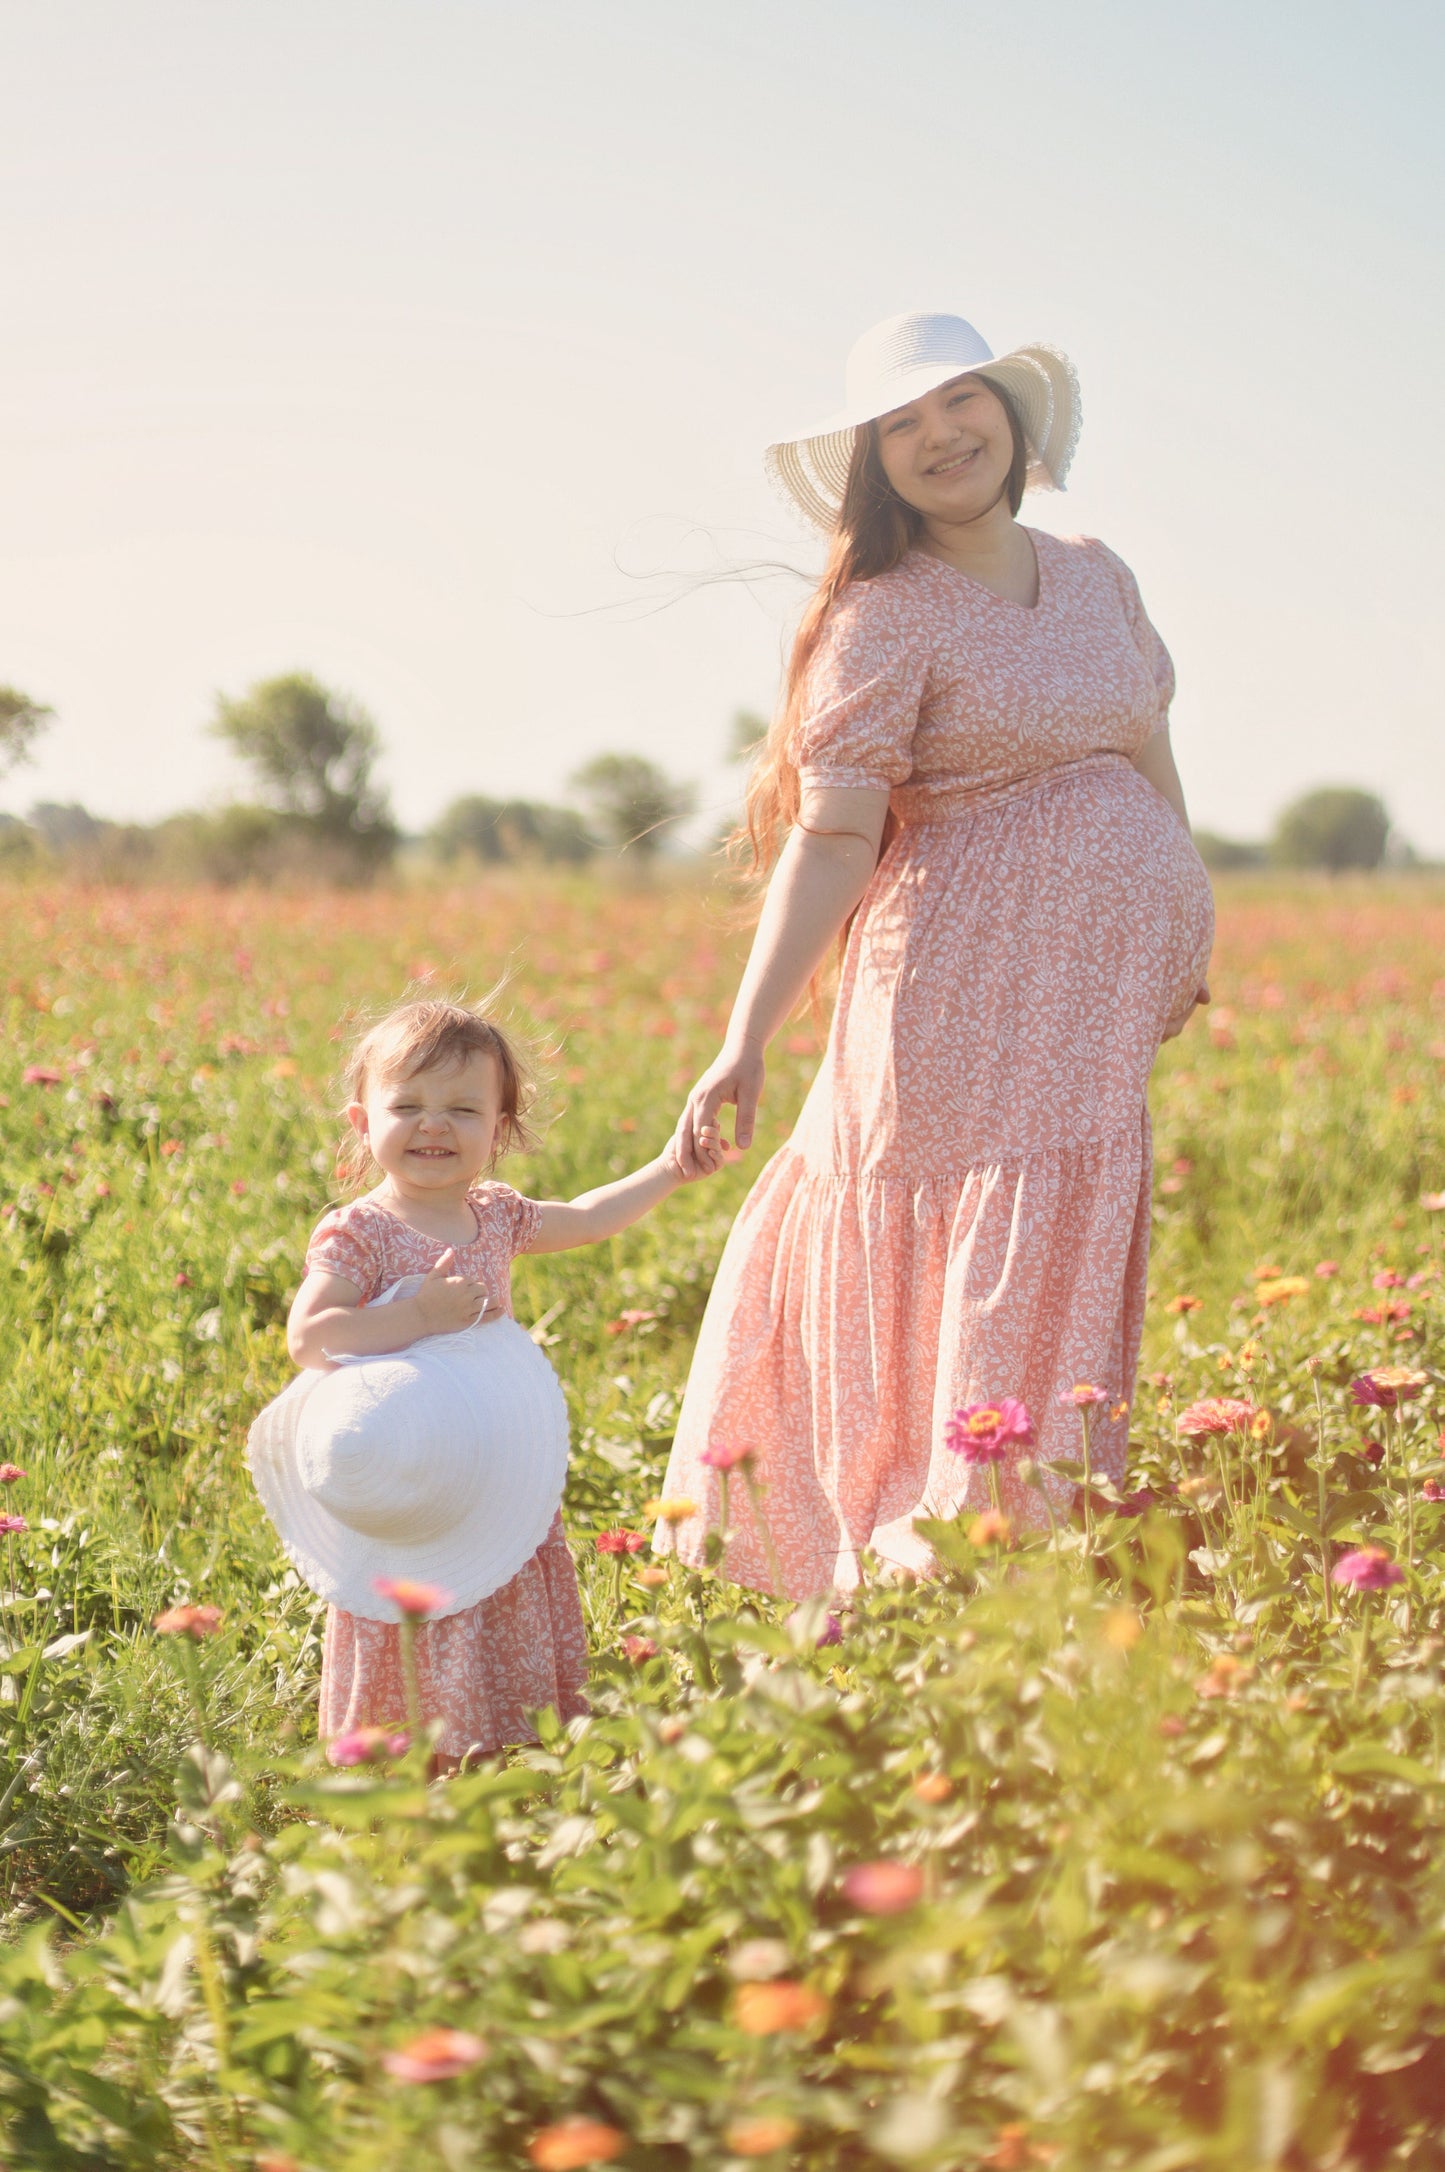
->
xmin=825 ymin=762 xmax=1215 ymax=1164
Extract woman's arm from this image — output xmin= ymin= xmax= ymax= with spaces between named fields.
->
xmin=525 ymin=1133 xmax=723 ymax=1254
xmin=1131 ymin=727 xmax=1191 ymax=830
xmin=673 ymin=785 xmax=890 ymax=1176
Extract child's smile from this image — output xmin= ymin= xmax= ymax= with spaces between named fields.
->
xmin=349 ymin=1050 xmax=504 ymax=1207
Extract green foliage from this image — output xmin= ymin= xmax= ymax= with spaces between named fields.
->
xmin=568 ymin=753 xmax=696 ymax=857
xmin=0 ymin=875 xmax=1441 ymax=2165
xmin=1271 ymin=788 xmax=1390 ymax=873
xmin=0 ymin=689 xmax=53 ymax=781
xmin=431 ymin=795 xmax=597 ymax=866
xmin=1191 ymin=828 xmax=1267 ymax=872
xmin=212 ymin=673 xmax=398 ymax=875
xmin=729 ymin=709 xmax=769 ymax=764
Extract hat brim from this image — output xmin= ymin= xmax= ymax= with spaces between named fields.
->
xmin=765 ymin=344 xmax=1081 ymax=534
xmin=246 ymin=1317 xmax=570 ymax=1621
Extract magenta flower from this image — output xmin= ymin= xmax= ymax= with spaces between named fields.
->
xmin=0 ymin=1515 xmax=28 ymax=1536
xmin=594 ymin=1529 xmax=647 ymax=1556
xmin=700 ymin=1440 xmax=753 ymax=1471
xmin=1351 ymin=1369 xmax=1429 ymax=1410
xmin=328 ymin=1726 xmax=411 ymax=1767
xmin=944 ymin=1398 xmax=1034 ymax=1465
xmin=1177 ymin=1398 xmax=1257 ymax=1439
xmin=840 ymin=1861 xmax=925 ymax=1915
xmin=372 ymin=1577 xmax=453 ymax=1618
xmin=1331 ymin=1547 xmax=1405 ymax=1591
xmin=1422 ymin=1479 xmax=1445 ymax=1503
xmin=0 ymin=1464 xmax=25 ymax=1485
xmin=1059 ymin=1382 xmax=1108 ymax=1409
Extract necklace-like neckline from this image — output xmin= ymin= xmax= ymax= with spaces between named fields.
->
xmin=912 ymin=527 xmax=1045 ymax=614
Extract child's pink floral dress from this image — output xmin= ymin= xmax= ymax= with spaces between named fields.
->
xmin=304 ymin=1181 xmax=588 ymax=1758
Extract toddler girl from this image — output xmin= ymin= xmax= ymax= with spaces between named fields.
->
xmin=284 ymin=995 xmax=723 ymax=1766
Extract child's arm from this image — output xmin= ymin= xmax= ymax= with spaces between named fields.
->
xmin=287 ymin=1249 xmax=496 ymax=1369
xmin=524 ymin=1133 xmax=725 ymax=1256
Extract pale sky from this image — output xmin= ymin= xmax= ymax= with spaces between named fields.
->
xmin=2 ymin=0 xmax=1442 ymax=851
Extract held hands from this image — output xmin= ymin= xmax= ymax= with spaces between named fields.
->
xmin=671 ymin=1041 xmax=766 ymax=1180
xmin=412 ymin=1249 xmax=496 ymax=1336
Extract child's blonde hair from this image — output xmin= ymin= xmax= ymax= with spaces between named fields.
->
xmin=337 ymin=995 xmax=538 ymax=1189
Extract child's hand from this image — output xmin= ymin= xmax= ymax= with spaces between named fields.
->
xmin=663 ymin=1123 xmax=729 ymax=1184
xmin=412 ymin=1249 xmax=495 ymax=1336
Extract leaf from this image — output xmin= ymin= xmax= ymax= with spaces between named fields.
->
xmin=1330 ymin=1745 xmax=1438 ymax=1786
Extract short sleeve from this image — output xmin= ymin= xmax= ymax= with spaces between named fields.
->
xmin=305 ymin=1204 xmax=386 ymax=1302
xmin=1096 ymin=543 xmax=1175 ymax=735
xmin=794 ymin=576 xmax=930 ymax=791
xmin=470 ymin=1182 xmax=542 ymax=1259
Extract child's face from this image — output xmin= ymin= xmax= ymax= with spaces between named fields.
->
xmin=349 ymin=1050 xmax=503 ymax=1194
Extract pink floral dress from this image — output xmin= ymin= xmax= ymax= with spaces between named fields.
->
xmin=658 ymin=532 xmax=1215 ymax=1596
xmin=305 ymin=1183 xmax=588 ymax=1757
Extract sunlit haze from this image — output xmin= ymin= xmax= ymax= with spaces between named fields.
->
xmin=3 ymin=1 xmax=1442 ymax=850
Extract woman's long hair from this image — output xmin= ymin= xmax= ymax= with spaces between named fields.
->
xmin=736 ymin=379 xmax=1029 ymax=876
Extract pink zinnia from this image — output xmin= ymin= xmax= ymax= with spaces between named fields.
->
xmin=381 ymin=2027 xmax=488 ymax=2081
xmin=154 ymin=1603 xmax=222 ymax=1638
xmin=372 ymin=1577 xmax=453 ymax=1618
xmin=944 ymin=1398 xmax=1033 ymax=1465
xmin=22 ymin=1065 xmax=62 ymax=1087
xmin=1059 ymin=1382 xmax=1108 ymax=1409
xmin=0 ymin=1514 xmax=26 ymax=1536
xmin=595 ymin=1529 xmax=647 ymax=1556
xmin=700 ymin=1440 xmax=753 ymax=1471
xmin=1177 ymin=1398 xmax=1257 ymax=1439
xmin=620 ymin=1634 xmax=658 ymax=1662
xmin=328 ymin=1726 xmax=410 ymax=1767
xmin=1422 ymin=1479 xmax=1445 ymax=1504
xmin=840 ymin=1860 xmax=925 ymax=1916
xmin=1351 ymin=1369 xmax=1429 ymax=1410
xmin=1331 ymin=1547 xmax=1405 ymax=1591
xmin=0 ymin=1464 xmax=25 ymax=1485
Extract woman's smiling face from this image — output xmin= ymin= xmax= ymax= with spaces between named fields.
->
xmin=874 ymin=372 xmax=1016 ymax=524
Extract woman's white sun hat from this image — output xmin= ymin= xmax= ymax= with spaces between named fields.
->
xmin=246 ymin=1284 xmax=569 ymax=1621
xmin=765 ymin=310 xmax=1080 ymax=534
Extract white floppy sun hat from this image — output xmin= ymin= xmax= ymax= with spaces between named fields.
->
xmin=765 ymin=310 xmax=1081 ymax=533
xmin=246 ymin=1285 xmax=569 ymax=1621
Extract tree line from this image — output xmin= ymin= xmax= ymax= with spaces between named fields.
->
xmin=0 ymin=674 xmax=715 ymax=883
xmin=0 ymin=671 xmax=1414 ymax=882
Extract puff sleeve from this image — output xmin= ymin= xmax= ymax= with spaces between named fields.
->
xmin=1096 ymin=542 xmax=1175 ymax=736
xmin=305 ymin=1204 xmax=387 ymax=1302
xmin=794 ymin=575 xmax=931 ymax=791
xmin=471 ymin=1181 xmax=543 ymax=1259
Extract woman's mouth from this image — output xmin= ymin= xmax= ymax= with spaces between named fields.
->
xmin=928 ymin=445 xmax=980 ymax=477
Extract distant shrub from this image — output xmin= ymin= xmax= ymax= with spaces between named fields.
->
xmin=1272 ymin=786 xmax=1390 ymax=872
xmin=431 ymin=795 xmax=597 ymax=866
xmin=1192 ymin=828 xmax=1268 ymax=871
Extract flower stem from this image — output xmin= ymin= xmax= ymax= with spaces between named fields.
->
xmin=743 ymin=1467 xmax=788 ymax=1601
xmin=1312 ymin=1369 xmax=1331 ymax=1625
xmin=1079 ymin=1408 xmax=1095 ymax=1558
xmin=398 ymin=1616 xmax=425 ymax=1744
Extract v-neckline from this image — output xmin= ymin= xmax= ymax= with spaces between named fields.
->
xmin=913 ymin=527 xmax=1045 ymax=615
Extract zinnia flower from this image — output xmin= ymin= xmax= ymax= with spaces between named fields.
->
xmin=1059 ymin=1382 xmax=1108 ymax=1408
xmin=372 ymin=1577 xmax=453 ymax=1617
xmin=1165 ymin=1294 xmax=1202 ymax=1314
xmin=968 ymin=1510 xmax=1013 ymax=1547
xmin=700 ymin=1439 xmax=753 ymax=1471
xmin=726 ymin=2118 xmax=802 ymax=2156
xmin=381 ymin=2026 xmax=487 ymax=2081
xmin=1331 ymin=1547 xmax=1405 ymax=1591
xmin=1255 ymin=1275 xmax=1311 ymax=1307
xmin=733 ymin=1980 xmax=829 ymax=2035
xmin=912 ymin=1771 xmax=953 ymax=1803
xmin=0 ymin=1464 xmax=25 ymax=1484
xmin=944 ymin=1398 xmax=1033 ymax=1464
xmin=594 ymin=1529 xmax=646 ymax=1555
xmin=1177 ymin=1397 xmax=1257 ymax=1439
xmin=22 ymin=1065 xmax=62 ymax=1087
xmin=328 ymin=1726 xmax=410 ymax=1766
xmin=528 ymin=2119 xmax=626 ymax=2169
xmin=644 ymin=1495 xmax=697 ymax=1524
xmin=1422 ymin=1479 xmax=1445 ymax=1503
xmin=1315 ymin=1259 xmax=1340 ymax=1277
xmin=1351 ymin=1369 xmax=1429 ymax=1409
xmin=154 ymin=1603 xmax=222 ymax=1637
xmin=620 ymin=1634 xmax=658 ymax=1662
xmin=0 ymin=1514 xmax=27 ymax=1536
xmin=840 ymin=1861 xmax=925 ymax=1915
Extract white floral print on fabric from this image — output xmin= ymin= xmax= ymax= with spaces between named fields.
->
xmin=656 ymin=532 xmax=1215 ymax=1598
xmin=305 ymin=1184 xmax=588 ymax=1756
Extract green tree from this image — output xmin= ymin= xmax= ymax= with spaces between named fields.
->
xmin=0 ymin=686 xmax=54 ymax=778
xmin=212 ymin=672 xmax=397 ymax=870
xmin=1271 ymin=787 xmax=1390 ymax=873
xmin=569 ymin=753 xmax=696 ymax=857
xmin=729 ymin=709 xmax=769 ymax=763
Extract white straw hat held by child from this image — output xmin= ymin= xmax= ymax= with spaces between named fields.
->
xmin=247 ymin=997 xmax=726 ymax=1770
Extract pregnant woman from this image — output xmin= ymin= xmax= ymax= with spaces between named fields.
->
xmin=660 ymin=310 xmax=1214 ymax=1598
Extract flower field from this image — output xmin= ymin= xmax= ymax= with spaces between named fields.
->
xmin=0 ymin=873 xmax=1443 ymax=2169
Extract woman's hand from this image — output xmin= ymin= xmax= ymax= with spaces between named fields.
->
xmin=1162 ymin=983 xmax=1211 ymax=1041
xmin=411 ymin=1248 xmax=495 ymax=1335
xmin=672 ymin=1041 xmax=767 ymax=1177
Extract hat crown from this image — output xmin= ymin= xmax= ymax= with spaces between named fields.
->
xmin=297 ymin=1359 xmax=479 ymax=1543
xmin=844 ymin=312 xmax=995 ymax=410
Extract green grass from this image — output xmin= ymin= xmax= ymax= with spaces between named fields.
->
xmin=0 ymin=872 xmax=1442 ymax=2169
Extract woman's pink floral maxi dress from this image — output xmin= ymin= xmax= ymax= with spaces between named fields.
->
xmin=659 ymin=531 xmax=1215 ymax=1598
xmin=305 ymin=1183 xmax=588 ymax=1758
